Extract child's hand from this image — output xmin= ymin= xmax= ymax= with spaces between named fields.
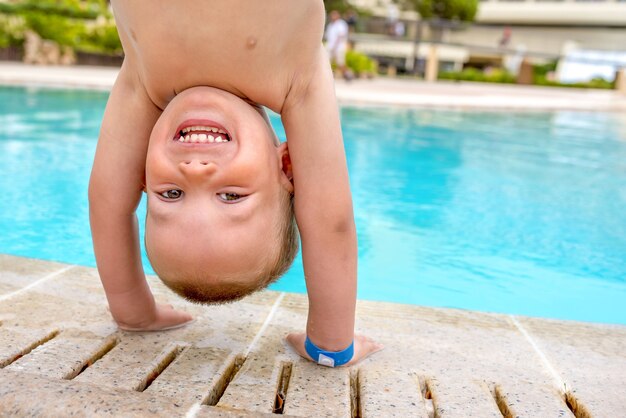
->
xmin=116 ymin=303 xmax=193 ymax=332
xmin=285 ymin=333 xmax=383 ymax=367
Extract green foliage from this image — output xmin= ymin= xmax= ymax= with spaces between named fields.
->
xmin=345 ymin=50 xmax=377 ymax=75
xmin=402 ymin=0 xmax=478 ymax=21
xmin=0 ymin=0 xmax=121 ymax=55
xmin=21 ymin=11 xmax=86 ymax=47
xmin=323 ymin=0 xmax=352 ymax=14
xmin=0 ymin=14 xmax=26 ymax=48
xmin=80 ymin=19 xmax=122 ymax=54
xmin=440 ymin=66 xmax=614 ymax=89
xmin=534 ymin=76 xmax=614 ymax=90
xmin=0 ymin=0 xmax=106 ymax=19
xmin=439 ymin=67 xmax=515 ymax=84
xmin=322 ymin=1 xmax=371 ymax=18
xmin=531 ymin=61 xmax=613 ymax=89
xmin=532 ymin=61 xmax=558 ymax=78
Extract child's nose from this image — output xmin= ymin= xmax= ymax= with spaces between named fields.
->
xmin=179 ymin=160 xmax=218 ymax=179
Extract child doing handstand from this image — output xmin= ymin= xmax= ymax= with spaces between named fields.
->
xmin=89 ymin=0 xmax=381 ymax=366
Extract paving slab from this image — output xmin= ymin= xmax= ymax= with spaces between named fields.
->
xmin=0 ymin=326 xmax=59 ymax=368
xmin=0 ymin=254 xmax=70 ymax=297
xmin=144 ymin=346 xmax=238 ymax=407
xmin=5 ymin=335 xmax=117 ymax=380
xmin=0 ymin=369 xmax=279 ymax=418
xmin=216 ymin=351 xmax=286 ymax=413
xmin=0 ymin=254 xmax=624 ymax=417
xmin=517 ymin=317 xmax=626 ymax=417
xmin=493 ymin=380 xmax=574 ymax=418
xmin=74 ymin=335 xmax=183 ymax=391
xmin=358 ymin=367 xmax=429 ymax=417
xmin=426 ymin=377 xmax=501 ymax=418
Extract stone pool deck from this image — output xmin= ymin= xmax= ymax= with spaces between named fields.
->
xmin=1 ymin=61 xmax=626 ymax=111
xmin=0 ymin=254 xmax=625 ymax=417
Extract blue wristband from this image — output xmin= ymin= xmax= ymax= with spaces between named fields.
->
xmin=304 ymin=336 xmax=354 ymax=367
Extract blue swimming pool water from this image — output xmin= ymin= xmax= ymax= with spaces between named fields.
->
xmin=1 ymin=85 xmax=625 ymax=325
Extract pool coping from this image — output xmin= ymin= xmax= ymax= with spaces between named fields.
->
xmin=2 ymin=61 xmax=626 ymax=112
xmin=0 ymin=253 xmax=625 ymax=417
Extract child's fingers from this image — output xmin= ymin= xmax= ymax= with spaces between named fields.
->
xmin=285 ymin=332 xmax=313 ymax=361
xmin=285 ymin=332 xmax=304 ymax=346
xmin=285 ymin=333 xmax=305 ymax=351
xmin=117 ymin=306 xmax=193 ymax=332
xmin=159 ymin=307 xmax=193 ymax=325
xmin=118 ymin=317 xmax=194 ymax=332
xmin=347 ymin=335 xmax=384 ymax=366
xmin=155 ymin=317 xmax=195 ymax=331
xmin=358 ymin=334 xmax=384 ymax=351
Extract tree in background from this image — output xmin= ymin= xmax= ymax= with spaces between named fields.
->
xmin=0 ymin=0 xmax=122 ymax=61
xmin=407 ymin=0 xmax=478 ymax=22
xmin=404 ymin=0 xmax=479 ymax=45
xmin=399 ymin=0 xmax=479 ymax=80
xmin=323 ymin=0 xmax=353 ymax=14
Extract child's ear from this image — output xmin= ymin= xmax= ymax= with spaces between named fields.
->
xmin=277 ymin=142 xmax=294 ymax=193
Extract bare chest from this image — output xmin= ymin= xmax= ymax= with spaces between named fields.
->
xmin=112 ymin=0 xmax=324 ymax=112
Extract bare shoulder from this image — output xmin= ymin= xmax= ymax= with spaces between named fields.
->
xmin=111 ymin=0 xmax=327 ymax=113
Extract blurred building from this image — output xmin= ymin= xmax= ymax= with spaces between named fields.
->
xmin=454 ymin=0 xmax=626 ymax=56
xmin=349 ymin=0 xmax=626 ymax=76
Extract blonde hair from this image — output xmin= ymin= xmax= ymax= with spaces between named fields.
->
xmin=148 ymin=189 xmax=298 ymax=304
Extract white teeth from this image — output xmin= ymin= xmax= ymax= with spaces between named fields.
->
xmin=182 ymin=125 xmax=227 ymax=134
xmin=175 ymin=130 xmax=230 ymax=143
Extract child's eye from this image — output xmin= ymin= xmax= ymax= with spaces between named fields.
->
xmin=218 ymin=192 xmax=243 ymax=202
xmin=160 ymin=189 xmax=183 ymax=200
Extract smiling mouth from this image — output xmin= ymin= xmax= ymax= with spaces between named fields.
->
xmin=175 ymin=125 xmax=231 ymax=143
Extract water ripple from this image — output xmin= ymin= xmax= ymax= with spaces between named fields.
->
xmin=1 ymin=86 xmax=626 ymax=325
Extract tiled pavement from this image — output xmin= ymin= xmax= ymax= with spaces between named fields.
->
xmin=0 ymin=254 xmax=624 ymax=417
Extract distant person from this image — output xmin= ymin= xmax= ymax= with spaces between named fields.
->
xmin=386 ymin=3 xmax=400 ymax=36
xmin=344 ymin=9 xmax=358 ymax=34
xmin=89 ymin=0 xmax=381 ymax=367
xmin=499 ymin=26 xmax=512 ymax=48
xmin=393 ymin=20 xmax=405 ymax=38
xmin=325 ymin=10 xmax=353 ymax=80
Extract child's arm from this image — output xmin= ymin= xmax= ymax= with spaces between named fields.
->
xmin=281 ymin=49 xmax=381 ymax=364
xmin=89 ymin=60 xmax=192 ymax=331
